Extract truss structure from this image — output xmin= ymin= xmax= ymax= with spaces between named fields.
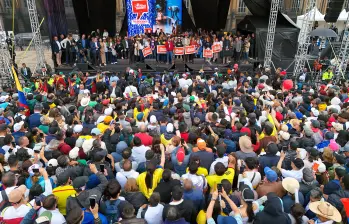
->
xmin=293 ymin=0 xmax=317 ymax=76
xmin=27 ymin=0 xmax=45 ymax=70
xmin=0 ymin=18 xmax=13 ymax=89
xmin=263 ymin=0 xmax=280 ymax=68
xmin=336 ymin=9 xmax=349 ymax=77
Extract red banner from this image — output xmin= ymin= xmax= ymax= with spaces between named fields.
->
xmin=131 ymin=0 xmax=149 ymax=20
xmin=157 ymin=45 xmax=167 ymax=54
xmin=142 ymin=47 xmax=152 ymax=57
xmin=174 ymin=47 xmax=184 ymax=55
xmin=203 ymin=49 xmax=213 ymax=58
xmin=212 ymin=44 xmax=222 ymax=53
xmin=185 ymin=45 xmax=195 ymax=55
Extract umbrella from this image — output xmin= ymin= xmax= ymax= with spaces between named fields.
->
xmin=309 ymin=28 xmax=338 ymax=38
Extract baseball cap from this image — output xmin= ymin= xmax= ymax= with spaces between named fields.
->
xmin=311 ymin=120 xmax=320 ymax=128
xmin=334 ymin=153 xmax=346 ymax=165
xmin=13 ymin=121 xmax=24 ymax=132
xmin=47 ymin=159 xmax=58 ymax=167
xmin=264 ymin=167 xmax=277 ymax=182
xmin=73 ymin=124 xmax=83 ymax=133
xmin=57 ymin=170 xmax=71 ymax=186
xmin=91 ymin=128 xmax=101 ymax=136
xmin=176 ymin=148 xmax=185 ymax=163
xmin=35 ymin=211 xmax=52 ymax=224
xmin=8 ymin=185 xmax=27 ymax=203
xmin=73 ymin=176 xmax=89 ymax=190
xmin=18 ymin=107 xmax=26 ymax=112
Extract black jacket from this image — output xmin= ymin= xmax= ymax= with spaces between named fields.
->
xmin=254 ymin=192 xmax=291 ymax=224
xmin=120 ymin=191 xmax=148 ymax=212
xmin=327 ymin=189 xmax=349 ymax=211
xmin=162 ymin=200 xmax=197 ymax=223
xmin=154 ymin=179 xmax=181 ymax=204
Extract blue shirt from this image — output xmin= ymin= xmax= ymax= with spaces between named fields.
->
xmin=82 ymin=39 xmax=86 ymax=48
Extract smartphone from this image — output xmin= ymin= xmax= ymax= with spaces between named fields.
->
xmin=181 ymin=138 xmax=185 ymax=144
xmin=282 ymin=145 xmax=288 ymax=152
xmin=240 ymin=164 xmax=245 ymax=174
xmin=100 ymin=164 xmax=105 ymax=173
xmin=35 ymin=197 xmax=41 ymax=206
xmin=33 ymin=168 xmax=39 ymax=173
xmin=238 ymin=182 xmax=245 ymax=192
xmin=39 ymin=133 xmax=44 ymax=138
xmin=34 ymin=150 xmax=40 ymax=153
xmin=217 ymin=184 xmax=222 ymax=193
xmin=89 ymin=197 xmax=96 ymax=209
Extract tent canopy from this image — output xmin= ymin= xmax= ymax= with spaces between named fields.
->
xmin=338 ymin=9 xmax=349 ymax=21
xmin=297 ymin=7 xmax=324 ymax=27
xmin=237 ymin=15 xmax=299 ymax=61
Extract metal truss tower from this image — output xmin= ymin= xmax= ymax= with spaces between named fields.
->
xmin=27 ymin=0 xmax=45 ymax=70
xmin=293 ymin=0 xmax=317 ymax=76
xmin=336 ymin=4 xmax=349 ymax=78
xmin=0 ymin=18 xmax=13 ymax=89
xmin=263 ymin=0 xmax=280 ymax=68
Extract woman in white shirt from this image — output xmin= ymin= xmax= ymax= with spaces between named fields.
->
xmin=213 ymin=37 xmax=220 ymax=62
xmin=237 ymin=157 xmax=261 ymax=189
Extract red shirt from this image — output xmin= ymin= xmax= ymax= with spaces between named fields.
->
xmin=134 ymin=133 xmax=153 ymax=146
xmin=165 ymin=41 xmax=174 ymax=51
xmin=180 ymin=132 xmax=189 ymax=142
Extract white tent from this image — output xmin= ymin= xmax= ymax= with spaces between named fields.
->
xmin=296 ymin=7 xmax=325 ymax=28
xmin=338 ymin=9 xmax=349 ymax=21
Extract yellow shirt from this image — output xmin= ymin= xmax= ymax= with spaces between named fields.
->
xmin=97 ymin=123 xmax=109 ymax=134
xmin=186 ymin=166 xmax=208 ymax=176
xmin=196 ymin=210 xmax=226 ymax=224
xmin=206 ymin=168 xmax=235 ymax=190
xmin=160 ymin=134 xmax=172 ymax=146
xmin=133 ymin=108 xmax=149 ymax=120
xmin=137 ymin=168 xmax=164 ymax=199
xmin=79 ymin=135 xmax=92 ymax=140
xmin=52 ymin=185 xmax=76 ymax=215
xmin=259 ymin=114 xmax=277 ymax=139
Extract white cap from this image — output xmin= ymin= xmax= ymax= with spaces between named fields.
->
xmin=331 ymin=97 xmax=341 ymax=106
xmin=166 ymin=123 xmax=174 ymax=133
xmin=47 ymin=159 xmax=58 ymax=167
xmin=0 ymin=95 xmax=9 ymax=103
xmin=104 ymin=107 xmax=113 ymax=116
xmin=14 ymin=121 xmax=24 ymax=132
xmin=96 ymin=115 xmax=106 ymax=124
xmin=69 ymin=147 xmax=80 ymax=160
xmin=73 ymin=124 xmax=83 ymax=133
xmin=311 ymin=108 xmax=319 ymax=117
xmin=150 ymin=115 xmax=157 ymax=124
xmin=317 ymin=162 xmax=326 ymax=173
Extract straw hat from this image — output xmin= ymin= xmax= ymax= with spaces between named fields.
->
xmin=309 ymin=201 xmax=341 ymax=222
xmin=80 ymin=97 xmax=90 ymax=107
xmin=239 ymin=136 xmax=254 ymax=153
xmin=282 ymin=177 xmax=299 ymax=194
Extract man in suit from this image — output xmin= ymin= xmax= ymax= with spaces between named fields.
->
xmin=90 ymin=37 xmax=101 ymax=66
xmin=77 ymin=34 xmax=89 ymax=63
xmin=52 ymin=36 xmax=62 ymax=66
xmin=108 ymin=79 xmax=122 ymax=98
xmin=20 ymin=63 xmax=32 ymax=80
xmin=121 ymin=36 xmax=131 ymax=59
xmin=205 ymin=79 xmax=216 ymax=94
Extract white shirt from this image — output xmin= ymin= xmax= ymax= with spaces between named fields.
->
xmin=209 ymin=157 xmax=229 ymax=175
xmin=39 ymin=208 xmax=66 ymax=224
xmin=144 ymin=204 xmax=164 ymax=224
xmin=103 ymin=31 xmax=109 ymax=38
xmin=281 ymin=169 xmax=303 ymax=182
xmin=178 ymin=78 xmax=193 ymax=88
xmin=123 ymin=85 xmax=139 ymax=98
xmin=0 ymin=204 xmax=30 ymax=221
xmin=238 ymin=171 xmax=262 ymax=189
xmin=181 ymin=173 xmax=207 ymax=191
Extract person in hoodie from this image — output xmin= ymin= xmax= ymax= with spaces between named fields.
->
xmin=316 ymin=131 xmax=335 ymax=152
xmin=182 ymin=104 xmax=192 ymax=130
xmin=254 ymin=192 xmax=291 ymax=224
xmin=161 ymin=123 xmax=175 ymax=146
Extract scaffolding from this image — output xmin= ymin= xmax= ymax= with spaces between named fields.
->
xmin=0 ymin=18 xmax=13 ymax=89
xmin=293 ymin=0 xmax=317 ymax=76
xmin=263 ymin=0 xmax=280 ymax=68
xmin=27 ymin=0 xmax=46 ymax=70
xmin=336 ymin=8 xmax=349 ymax=78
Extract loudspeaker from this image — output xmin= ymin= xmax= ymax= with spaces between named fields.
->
xmin=238 ymin=64 xmax=254 ymax=75
xmin=76 ymin=63 xmax=88 ymax=71
xmin=145 ymin=59 xmax=157 ymax=64
xmin=118 ymin=59 xmax=129 ymax=65
xmin=324 ymin=0 xmax=345 ymax=22
xmin=193 ymin=58 xmax=205 ymax=64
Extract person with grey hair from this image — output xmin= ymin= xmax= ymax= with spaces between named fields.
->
xmin=137 ymin=192 xmax=164 ymax=224
xmin=304 ymin=188 xmax=323 ymax=219
xmin=164 ymin=206 xmax=187 ymax=224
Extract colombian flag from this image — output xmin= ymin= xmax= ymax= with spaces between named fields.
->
xmin=12 ymin=66 xmax=30 ymax=116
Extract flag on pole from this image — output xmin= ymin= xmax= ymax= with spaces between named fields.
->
xmin=12 ymin=66 xmax=29 ymax=116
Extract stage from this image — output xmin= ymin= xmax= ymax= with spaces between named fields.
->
xmin=54 ymin=58 xmax=261 ymax=75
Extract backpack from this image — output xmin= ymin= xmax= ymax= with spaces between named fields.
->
xmin=104 ymin=199 xmax=121 ymax=223
xmin=139 ymin=82 xmax=152 ymax=96
xmin=0 ymin=190 xmax=11 ymax=212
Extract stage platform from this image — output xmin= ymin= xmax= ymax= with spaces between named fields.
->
xmin=54 ymin=59 xmax=261 ymax=75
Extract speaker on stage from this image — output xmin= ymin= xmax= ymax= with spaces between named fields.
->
xmin=193 ymin=58 xmax=205 ymax=64
xmin=118 ymin=59 xmax=129 ymax=65
xmin=76 ymin=63 xmax=88 ymax=71
xmin=324 ymin=0 xmax=345 ymax=22
xmin=239 ymin=64 xmax=254 ymax=75
xmin=145 ymin=59 xmax=157 ymax=64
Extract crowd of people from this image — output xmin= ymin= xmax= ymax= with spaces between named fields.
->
xmin=51 ymin=29 xmax=256 ymax=67
xmin=0 ymin=62 xmax=349 ymax=224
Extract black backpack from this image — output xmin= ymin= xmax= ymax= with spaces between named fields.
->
xmin=0 ymin=190 xmax=11 ymax=212
xmin=139 ymin=82 xmax=152 ymax=96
